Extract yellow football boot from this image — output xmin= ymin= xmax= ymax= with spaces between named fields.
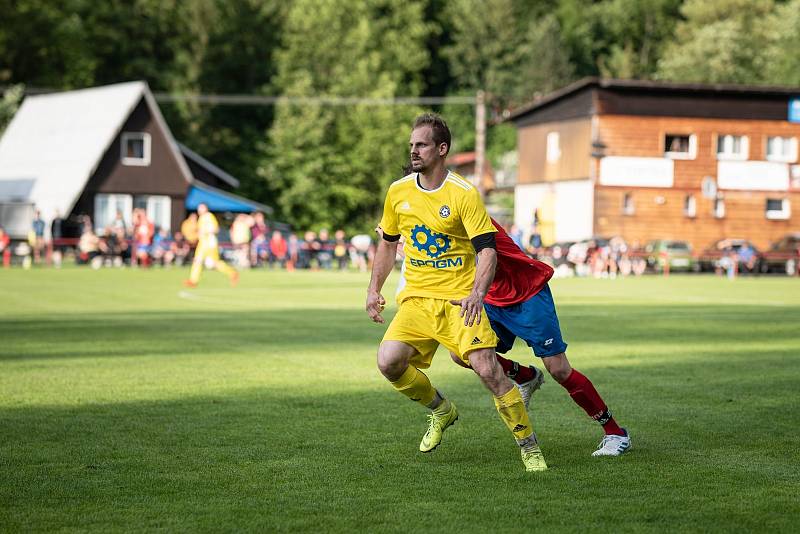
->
xmin=419 ymin=402 xmax=458 ymax=452
xmin=521 ymin=445 xmax=548 ymax=472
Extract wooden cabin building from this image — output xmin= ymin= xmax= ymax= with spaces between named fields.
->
xmin=0 ymin=81 xmax=270 ymax=239
xmin=508 ymin=78 xmax=800 ymax=251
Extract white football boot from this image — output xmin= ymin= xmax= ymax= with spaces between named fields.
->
xmin=591 ymin=428 xmax=631 ymax=457
xmin=515 ymin=366 xmax=545 ymax=409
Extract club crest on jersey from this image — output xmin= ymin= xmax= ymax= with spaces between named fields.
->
xmin=439 ymin=205 xmax=450 ymax=218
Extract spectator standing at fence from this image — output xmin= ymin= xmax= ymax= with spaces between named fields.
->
xmin=31 ymin=210 xmax=45 ymax=264
xmin=132 ymin=209 xmax=154 ymax=267
xmin=287 ymin=233 xmax=299 ymax=272
xmin=316 ymin=229 xmax=334 ymax=269
xmin=268 ymin=230 xmax=288 ymax=268
xmin=250 ymin=212 xmax=269 ymax=266
xmin=299 ymin=231 xmax=316 ymax=269
xmin=50 ymin=211 xmax=65 ymax=268
xmin=230 ymin=213 xmax=252 ymax=268
xmin=0 ymin=226 xmax=10 ymax=268
xmin=334 ymin=229 xmax=349 ymax=270
xmin=350 ymin=233 xmax=372 ymax=273
xmin=183 ymin=203 xmax=238 ymax=288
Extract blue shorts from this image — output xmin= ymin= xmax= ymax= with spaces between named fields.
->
xmin=484 ymin=284 xmax=568 ymax=358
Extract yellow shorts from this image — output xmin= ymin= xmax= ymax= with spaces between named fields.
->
xmin=382 ymin=296 xmax=498 ymax=368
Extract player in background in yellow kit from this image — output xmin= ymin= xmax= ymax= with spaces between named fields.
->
xmin=366 ymin=113 xmax=547 ymax=472
xmin=183 ymin=203 xmax=239 ymax=288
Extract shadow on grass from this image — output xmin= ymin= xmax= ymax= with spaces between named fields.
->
xmin=2 ymin=352 xmax=799 ymax=533
xmin=2 ymin=302 xmax=799 ymax=362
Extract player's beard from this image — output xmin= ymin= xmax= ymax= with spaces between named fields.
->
xmin=410 ymin=158 xmax=425 ymax=172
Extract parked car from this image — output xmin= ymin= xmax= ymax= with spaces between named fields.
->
xmin=760 ymin=233 xmax=800 ymax=275
xmin=644 ymin=240 xmax=694 ymax=272
xmin=696 ymin=238 xmax=761 ymax=274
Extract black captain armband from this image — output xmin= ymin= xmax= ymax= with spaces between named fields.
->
xmin=471 ymin=232 xmax=496 ymax=253
xmin=382 ymin=231 xmax=401 ymax=242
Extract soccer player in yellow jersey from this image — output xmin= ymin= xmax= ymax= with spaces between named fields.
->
xmin=183 ymin=203 xmax=239 ymax=288
xmin=366 ymin=114 xmax=547 ymax=472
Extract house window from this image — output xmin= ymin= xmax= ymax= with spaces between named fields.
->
xmin=713 ymin=198 xmax=725 ymax=219
xmin=121 ymin=132 xmax=151 ymax=166
xmin=546 ymin=132 xmax=560 ymax=163
xmin=134 ymin=195 xmax=172 ymax=232
xmin=94 ymin=194 xmax=132 ymax=232
xmin=664 ymin=134 xmax=697 ymax=159
xmin=684 ymin=195 xmax=696 ymax=218
xmin=622 ymin=192 xmax=635 ymax=215
xmin=766 ymin=198 xmax=791 ymax=220
xmin=716 ymin=134 xmax=748 ymax=160
xmin=766 ymin=136 xmax=798 ymax=162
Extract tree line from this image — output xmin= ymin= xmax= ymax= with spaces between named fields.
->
xmin=1 ymin=0 xmax=799 ymax=231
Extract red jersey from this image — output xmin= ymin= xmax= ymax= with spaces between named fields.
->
xmin=485 ymin=219 xmax=553 ymax=307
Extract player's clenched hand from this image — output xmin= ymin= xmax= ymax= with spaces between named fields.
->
xmin=449 ymin=292 xmax=484 ymax=327
xmin=366 ymin=290 xmax=386 ymax=324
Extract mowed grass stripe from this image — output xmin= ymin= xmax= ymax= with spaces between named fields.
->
xmin=1 ymin=269 xmax=798 ymax=532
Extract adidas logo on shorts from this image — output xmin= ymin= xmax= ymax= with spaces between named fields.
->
xmin=471 ymin=337 xmax=482 ymax=345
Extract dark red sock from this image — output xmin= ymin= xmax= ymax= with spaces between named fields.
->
xmin=495 ymin=354 xmax=535 ymax=384
xmin=560 ymin=369 xmax=624 ymax=435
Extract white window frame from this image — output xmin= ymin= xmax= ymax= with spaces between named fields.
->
xmin=716 ymin=134 xmax=749 ymax=161
xmin=765 ymin=198 xmax=791 ymax=220
xmin=546 ymin=132 xmax=561 ymax=163
xmin=622 ymin=192 xmax=635 ymax=215
xmin=94 ymin=193 xmax=132 ymax=232
xmin=766 ymin=136 xmax=798 ymax=163
xmin=142 ymin=195 xmax=172 ymax=233
xmin=120 ymin=132 xmax=152 ymax=166
xmin=664 ymin=134 xmax=697 ymax=160
xmin=684 ymin=194 xmax=696 ymax=218
xmin=713 ymin=198 xmax=726 ymax=219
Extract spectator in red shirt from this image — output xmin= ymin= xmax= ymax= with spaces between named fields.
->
xmin=268 ymin=231 xmax=288 ymax=268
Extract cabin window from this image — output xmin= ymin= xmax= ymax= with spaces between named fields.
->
xmin=94 ymin=194 xmax=133 ymax=232
xmin=546 ymin=132 xmax=561 ymax=163
xmin=664 ymin=134 xmax=696 ymax=160
xmin=713 ymin=198 xmax=725 ymax=219
xmin=121 ymin=132 xmax=151 ymax=166
xmin=134 ymin=195 xmax=172 ymax=232
xmin=622 ymin=192 xmax=635 ymax=215
xmin=684 ymin=195 xmax=696 ymax=218
xmin=716 ymin=134 xmax=748 ymax=160
xmin=766 ymin=136 xmax=798 ymax=163
xmin=766 ymin=198 xmax=790 ymax=220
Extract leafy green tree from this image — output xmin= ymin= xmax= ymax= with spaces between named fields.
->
xmin=596 ymin=0 xmax=682 ymax=79
xmin=656 ymin=0 xmax=775 ymax=83
xmin=0 ymin=84 xmax=24 ymax=136
xmin=259 ymin=0 xmax=432 ymax=231
xmin=764 ymin=0 xmax=800 ymax=86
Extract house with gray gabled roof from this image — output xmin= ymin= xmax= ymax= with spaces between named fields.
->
xmin=0 ymin=81 xmax=270 ymax=239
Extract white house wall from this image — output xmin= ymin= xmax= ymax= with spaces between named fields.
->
xmin=515 ymin=179 xmax=594 ymax=244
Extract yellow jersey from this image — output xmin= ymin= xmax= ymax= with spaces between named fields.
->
xmin=198 ymin=212 xmax=220 ymax=247
xmin=379 ymin=171 xmax=495 ymax=303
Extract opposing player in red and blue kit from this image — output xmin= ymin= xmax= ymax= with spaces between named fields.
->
xmin=452 ymin=219 xmax=631 ymax=457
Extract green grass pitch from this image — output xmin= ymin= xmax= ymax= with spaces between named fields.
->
xmin=1 ymin=268 xmax=799 ymax=532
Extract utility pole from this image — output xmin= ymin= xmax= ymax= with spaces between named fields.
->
xmin=474 ymin=90 xmax=486 ymax=197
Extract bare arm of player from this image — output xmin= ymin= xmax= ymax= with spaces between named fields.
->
xmin=450 ymin=247 xmax=496 ymax=327
xmin=366 ymin=238 xmax=398 ymax=324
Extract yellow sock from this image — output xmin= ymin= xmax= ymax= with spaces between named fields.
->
xmin=493 ymin=387 xmax=534 ymax=442
xmin=390 ymin=366 xmax=437 ymax=407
